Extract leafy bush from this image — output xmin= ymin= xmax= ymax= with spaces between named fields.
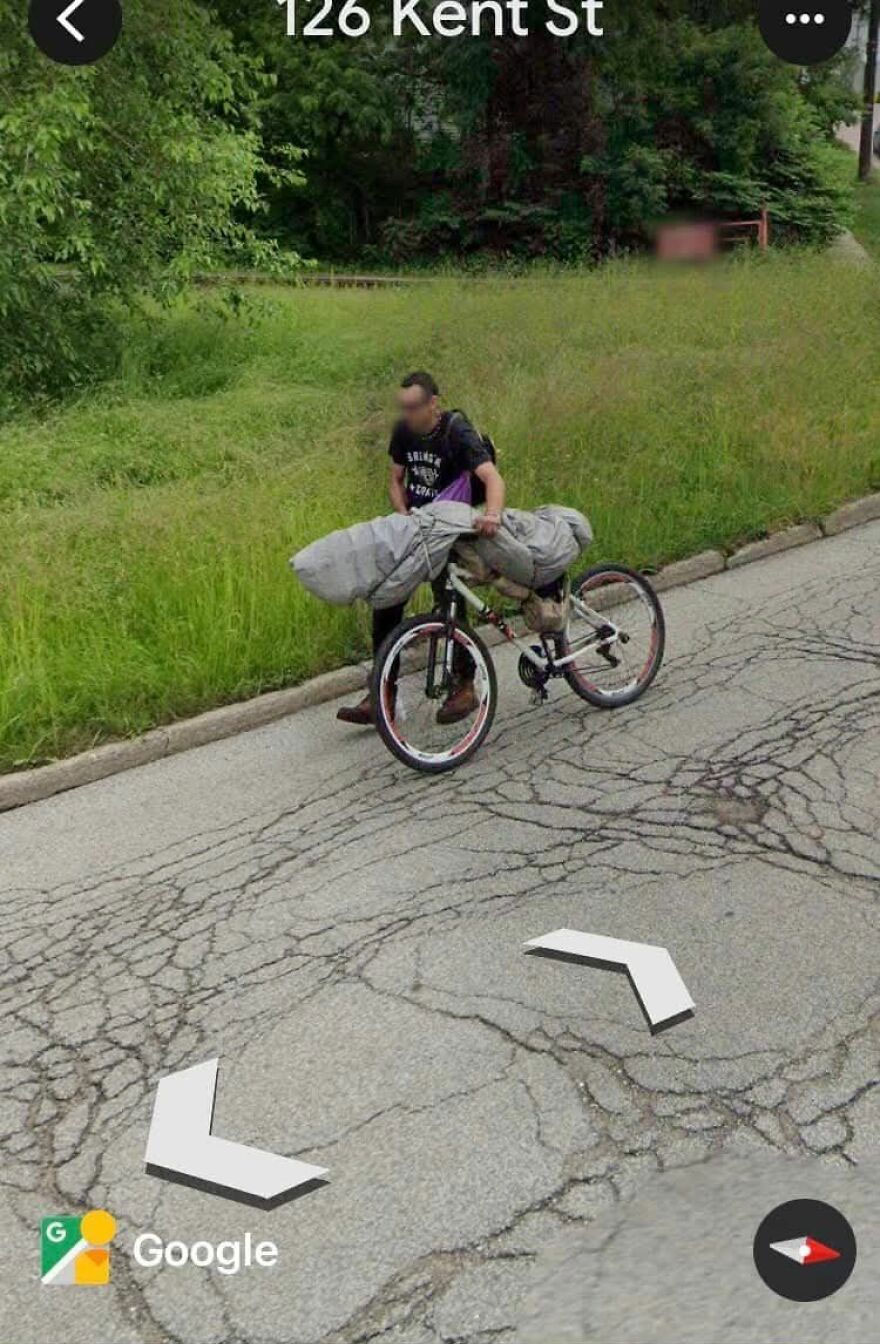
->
xmin=580 ymin=18 xmax=858 ymax=249
xmin=222 ymin=3 xmax=858 ymax=263
xmin=0 ymin=0 xmax=304 ymax=412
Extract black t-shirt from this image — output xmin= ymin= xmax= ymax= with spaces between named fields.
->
xmin=389 ymin=410 xmax=491 ymax=507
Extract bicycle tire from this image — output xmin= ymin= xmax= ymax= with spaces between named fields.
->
xmin=371 ymin=614 xmax=498 ymax=774
xmin=556 ymin=564 xmax=666 ymax=709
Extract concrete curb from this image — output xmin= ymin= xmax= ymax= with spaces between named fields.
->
xmin=0 ymin=664 xmax=367 ymax=813
xmin=651 ymin=550 xmax=725 ymax=591
xmin=822 ymin=491 xmax=880 ymax=536
xmin=726 ymin=522 xmax=823 ymax=569
xmin=2 ymin=492 xmax=879 ymax=813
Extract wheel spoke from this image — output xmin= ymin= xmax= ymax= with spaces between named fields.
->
xmin=558 ymin=566 xmax=665 ymax=708
xmin=373 ymin=619 xmax=497 ymax=772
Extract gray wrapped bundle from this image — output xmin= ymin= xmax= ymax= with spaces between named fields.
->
xmin=473 ymin=506 xmax=592 ymax=589
xmin=291 ymin=502 xmax=475 ymax=610
xmin=291 ymin=501 xmax=592 ymax=610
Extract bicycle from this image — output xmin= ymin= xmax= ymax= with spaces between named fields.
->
xmin=370 ymin=561 xmax=666 ymax=773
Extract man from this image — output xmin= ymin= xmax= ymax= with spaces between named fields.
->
xmin=338 ymin=370 xmax=506 ymax=726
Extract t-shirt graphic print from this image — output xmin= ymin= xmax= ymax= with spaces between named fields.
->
xmin=389 ymin=410 xmax=491 ymax=507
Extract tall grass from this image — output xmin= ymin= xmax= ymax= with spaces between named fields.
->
xmin=2 ymin=253 xmax=879 ymax=770
xmin=854 ymin=168 xmax=880 ymax=261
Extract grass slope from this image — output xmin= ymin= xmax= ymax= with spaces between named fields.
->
xmin=854 ymin=166 xmax=880 ymax=260
xmin=2 ymin=252 xmax=879 ymax=770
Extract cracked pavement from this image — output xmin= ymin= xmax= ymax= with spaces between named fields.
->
xmin=1 ymin=521 xmax=878 ymax=1344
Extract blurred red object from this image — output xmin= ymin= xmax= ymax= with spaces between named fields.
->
xmin=656 ymin=221 xmax=718 ymax=261
xmin=656 ymin=209 xmax=769 ymax=261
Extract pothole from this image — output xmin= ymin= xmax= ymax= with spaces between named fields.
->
xmin=707 ymin=794 xmax=769 ymax=827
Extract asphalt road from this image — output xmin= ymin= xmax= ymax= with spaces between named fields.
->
xmin=1 ymin=522 xmax=878 ymax=1344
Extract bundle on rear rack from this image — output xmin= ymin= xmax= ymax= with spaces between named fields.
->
xmin=451 ymin=540 xmax=573 ymax=633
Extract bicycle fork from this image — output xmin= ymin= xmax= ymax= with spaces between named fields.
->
xmin=425 ymin=603 xmax=457 ymax=700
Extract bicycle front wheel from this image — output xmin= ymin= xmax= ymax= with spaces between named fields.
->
xmin=556 ymin=564 xmax=665 ymax=708
xmin=371 ymin=615 xmax=497 ymax=773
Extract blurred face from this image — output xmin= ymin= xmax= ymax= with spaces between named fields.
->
xmin=397 ymin=383 xmax=439 ymax=435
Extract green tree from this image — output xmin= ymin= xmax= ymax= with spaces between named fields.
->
xmin=0 ymin=0 xmax=304 ymax=409
xmin=198 ymin=3 xmax=860 ymax=263
xmin=230 ymin=2 xmax=856 ymax=262
xmin=413 ymin=5 xmax=858 ymax=258
xmin=587 ymin=13 xmax=857 ymax=248
xmin=209 ymin=0 xmax=416 ymax=257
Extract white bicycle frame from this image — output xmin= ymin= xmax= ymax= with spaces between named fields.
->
xmin=443 ymin=562 xmax=623 ymax=673
xmin=375 ymin=560 xmax=660 ymax=770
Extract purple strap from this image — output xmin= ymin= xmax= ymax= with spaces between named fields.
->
xmin=434 ymin=472 xmax=472 ymax=504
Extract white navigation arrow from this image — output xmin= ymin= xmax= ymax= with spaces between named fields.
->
xmin=58 ymin=0 xmax=86 ymax=42
xmin=145 ymin=1058 xmax=327 ymax=1206
xmin=525 ymin=928 xmax=694 ymax=1032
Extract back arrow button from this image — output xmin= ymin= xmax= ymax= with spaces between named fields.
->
xmin=29 ymin=0 xmax=122 ymax=67
xmin=58 ymin=1 xmax=86 ymax=43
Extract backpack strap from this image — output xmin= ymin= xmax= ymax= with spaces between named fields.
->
xmin=445 ymin=409 xmax=495 ymax=509
xmin=444 ymin=409 xmax=464 ymax=454
xmin=445 ymin=409 xmax=495 ymax=460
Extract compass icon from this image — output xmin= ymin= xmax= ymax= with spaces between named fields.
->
xmin=754 ymin=1198 xmax=857 ymax=1301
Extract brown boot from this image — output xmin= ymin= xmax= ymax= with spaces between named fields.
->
xmin=436 ymin=681 xmax=477 ymax=725
xmin=336 ymin=695 xmax=373 ymax=726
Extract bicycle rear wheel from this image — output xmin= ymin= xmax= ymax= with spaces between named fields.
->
xmin=556 ymin=564 xmax=665 ymax=708
xmin=371 ymin=614 xmax=497 ymax=773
